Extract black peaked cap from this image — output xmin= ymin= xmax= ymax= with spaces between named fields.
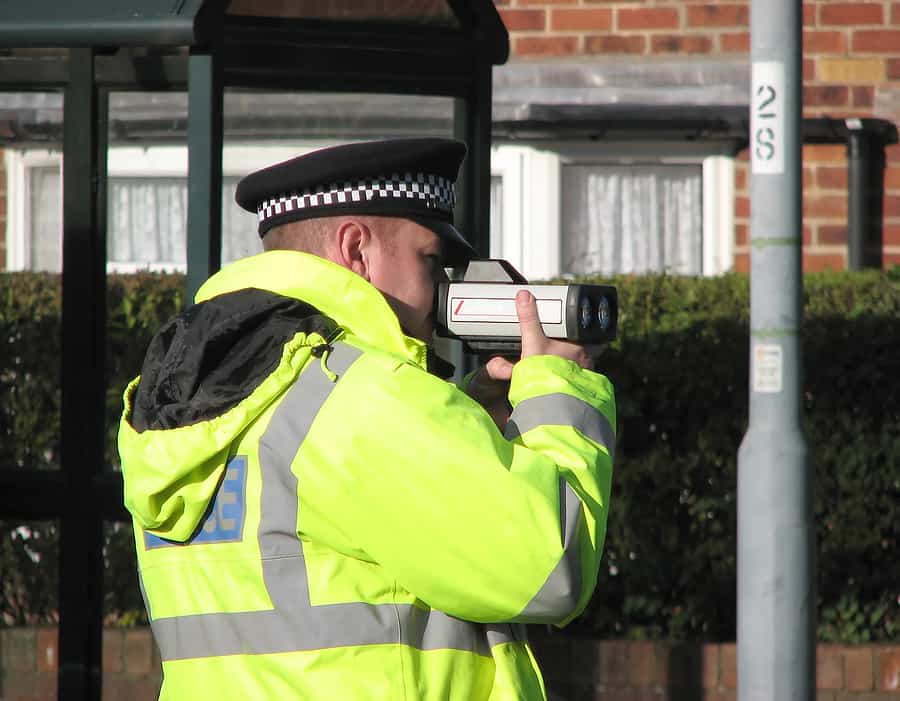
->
xmin=235 ymin=138 xmax=476 ymax=263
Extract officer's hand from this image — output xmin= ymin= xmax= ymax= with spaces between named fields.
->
xmin=516 ymin=290 xmax=593 ymax=370
xmin=465 ymin=356 xmax=514 ymax=430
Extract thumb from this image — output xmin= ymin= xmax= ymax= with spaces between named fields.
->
xmin=516 ymin=290 xmax=546 ymax=358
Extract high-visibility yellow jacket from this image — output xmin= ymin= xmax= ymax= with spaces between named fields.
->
xmin=119 ymin=250 xmax=615 ymax=701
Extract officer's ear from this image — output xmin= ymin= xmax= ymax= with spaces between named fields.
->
xmin=334 ymin=219 xmax=373 ymax=281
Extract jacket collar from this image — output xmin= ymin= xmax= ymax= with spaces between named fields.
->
xmin=195 ymin=251 xmax=429 ymax=369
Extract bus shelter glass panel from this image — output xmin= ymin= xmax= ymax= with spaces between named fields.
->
xmin=102 ymin=90 xmax=455 ymax=469
xmin=0 ymin=519 xmax=60 ymax=700
xmin=102 ymin=520 xmax=161 ymax=698
xmin=1 ymin=93 xmax=63 ymax=471
xmin=227 ymin=0 xmax=459 ymax=26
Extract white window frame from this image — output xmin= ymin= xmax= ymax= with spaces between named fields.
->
xmin=5 ymin=142 xmax=331 ymax=272
xmin=490 ymin=141 xmax=735 ymax=280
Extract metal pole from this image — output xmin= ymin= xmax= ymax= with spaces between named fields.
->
xmin=59 ymin=47 xmax=105 ymax=701
xmin=739 ymin=1 xmax=814 ymax=699
xmin=186 ymin=47 xmax=224 ymax=305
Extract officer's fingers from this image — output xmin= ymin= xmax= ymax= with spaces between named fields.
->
xmin=516 ymin=290 xmax=546 ymax=358
xmin=483 ymin=355 xmax=514 ymax=382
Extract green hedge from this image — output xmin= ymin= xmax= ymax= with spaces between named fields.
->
xmin=1 ymin=270 xmax=897 ymax=641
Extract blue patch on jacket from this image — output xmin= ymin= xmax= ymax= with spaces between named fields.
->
xmin=144 ymin=456 xmax=248 ymax=549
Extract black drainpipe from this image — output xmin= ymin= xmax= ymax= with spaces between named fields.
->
xmin=846 ymin=123 xmax=887 ymax=270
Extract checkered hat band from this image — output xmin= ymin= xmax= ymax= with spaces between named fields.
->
xmin=257 ymin=173 xmax=456 ymax=224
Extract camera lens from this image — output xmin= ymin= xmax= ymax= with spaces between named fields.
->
xmin=597 ymin=296 xmax=610 ymax=331
xmin=579 ymin=297 xmax=592 ymax=329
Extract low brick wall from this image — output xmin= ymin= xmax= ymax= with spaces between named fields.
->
xmin=1 ymin=627 xmax=898 ymax=700
xmin=529 ymin=632 xmax=900 ymax=701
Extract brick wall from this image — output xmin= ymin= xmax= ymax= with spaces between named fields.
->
xmin=496 ymin=0 xmax=900 ymax=272
xmin=1 ymin=627 xmax=898 ymax=700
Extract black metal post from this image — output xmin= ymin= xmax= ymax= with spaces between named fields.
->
xmin=58 ymin=47 xmax=106 ymax=701
xmin=847 ymin=129 xmax=885 ymax=271
xmin=453 ymin=60 xmax=493 ymax=258
xmin=186 ymin=47 xmax=224 ymax=304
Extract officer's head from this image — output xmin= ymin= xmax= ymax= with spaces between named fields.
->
xmin=235 ymin=138 xmax=474 ymax=342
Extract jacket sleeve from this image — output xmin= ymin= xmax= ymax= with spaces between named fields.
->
xmin=294 ymin=348 xmax=615 ymax=626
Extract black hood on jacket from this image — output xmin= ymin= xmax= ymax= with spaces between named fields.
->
xmin=130 ymin=288 xmax=336 ymax=432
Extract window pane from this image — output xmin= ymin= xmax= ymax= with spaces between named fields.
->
xmin=28 ymin=166 xmax=62 ymax=273
xmin=0 ymin=521 xmax=59 ymax=625
xmin=490 ymin=175 xmax=503 ymax=257
xmin=0 ymin=273 xmax=61 ymax=471
xmin=0 ymin=520 xmax=60 ymax=699
xmin=561 ymin=164 xmax=703 ymax=276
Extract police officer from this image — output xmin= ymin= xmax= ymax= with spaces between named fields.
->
xmin=119 ymin=138 xmax=615 ymax=700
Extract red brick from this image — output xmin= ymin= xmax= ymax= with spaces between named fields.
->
xmin=804 ymin=3 xmax=816 ymax=26
xmin=585 ymin=34 xmax=646 ymax=54
xmin=804 ymin=225 xmax=814 ymax=245
xmin=804 ymin=59 xmax=816 ymax=81
xmin=736 ymin=196 xmax=750 ymax=218
xmin=499 ymin=8 xmax=545 ymax=32
xmin=704 ymin=692 xmax=737 ymax=701
xmin=818 ymin=226 xmax=848 ymax=245
xmin=889 ymin=58 xmax=900 ymax=80
xmin=720 ymin=643 xmax=737 ymax=689
xmin=853 ymin=30 xmax=900 ymax=53
xmin=735 ymin=224 xmax=748 ymax=247
xmin=734 ymin=252 xmax=750 ymax=272
xmin=877 ymin=647 xmax=900 ymax=690
xmin=551 ymin=8 xmax=612 ymax=31
xmin=804 ymin=167 xmax=815 ymax=188
xmin=103 ymin=629 xmax=123 ymax=673
xmin=124 ymin=628 xmax=154 ymax=676
xmin=804 ymin=30 xmax=846 ymax=54
xmin=804 ymin=85 xmax=849 ymax=106
xmin=514 ymin=35 xmax=579 ymax=57
xmin=720 ymin=32 xmax=749 ymax=52
xmin=702 ymin=644 xmax=720 ymax=689
xmin=36 ymin=628 xmax=57 ymax=673
xmin=516 ymin=0 xmax=573 ymax=5
xmin=805 ymin=144 xmax=847 ymax=163
xmin=651 ymin=34 xmax=712 ymax=53
xmin=2 ymin=628 xmax=37 ymax=671
xmin=804 ymin=252 xmax=846 ymax=272
xmin=886 ymin=166 xmax=900 ymax=190
xmin=820 ymin=3 xmax=884 ymax=26
xmin=886 ymin=196 xmax=900 ymax=217
xmin=852 ymin=86 xmax=875 ymax=107
xmin=816 ymin=166 xmax=848 ymax=189
xmin=687 ymin=4 xmax=748 ymax=27
xmin=617 ymin=7 xmax=680 ymax=31
xmin=804 ymin=195 xmax=847 ymax=218
xmin=844 ymin=647 xmax=874 ymax=691
xmin=628 ymin=641 xmax=657 ymax=686
xmin=892 ymin=2 xmax=900 ymax=25
xmin=886 ymin=226 xmax=900 ymax=246
xmin=599 ymin=640 xmax=629 ymax=687
xmin=735 ymin=165 xmax=748 ymax=191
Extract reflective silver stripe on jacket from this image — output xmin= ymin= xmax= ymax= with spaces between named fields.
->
xmin=147 ymin=342 xmax=515 ymax=661
xmin=505 ymin=392 xmax=614 ymax=622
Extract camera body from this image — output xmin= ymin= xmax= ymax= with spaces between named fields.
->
xmin=434 ymin=260 xmax=618 ymax=354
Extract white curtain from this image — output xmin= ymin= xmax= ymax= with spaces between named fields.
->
xmin=28 ymin=175 xmax=260 ymax=271
xmin=29 ymin=167 xmax=62 ymax=272
xmin=561 ymin=164 xmax=702 ymax=276
xmin=108 ymin=179 xmax=188 ymax=265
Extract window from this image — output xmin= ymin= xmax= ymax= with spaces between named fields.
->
xmin=4 ymin=145 xmax=326 ymax=272
xmin=490 ymin=144 xmax=734 ymax=280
